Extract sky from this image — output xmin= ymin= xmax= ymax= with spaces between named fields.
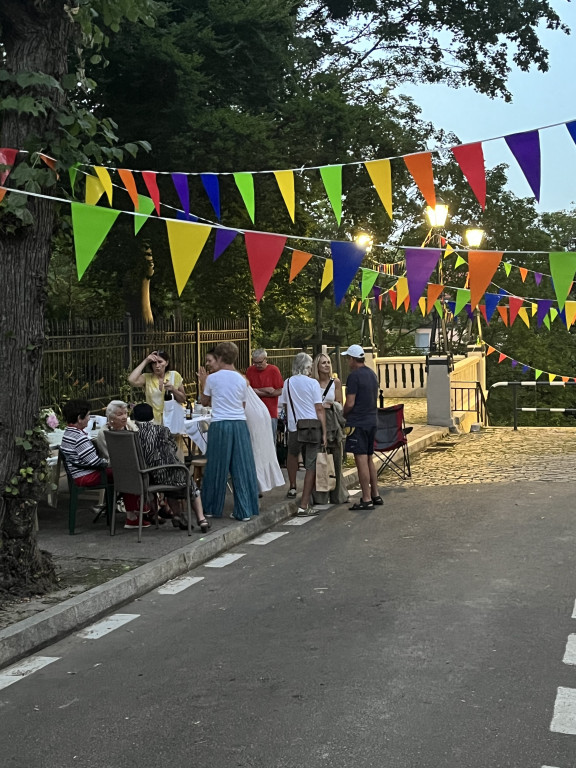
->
xmin=399 ymin=1 xmax=576 ymax=213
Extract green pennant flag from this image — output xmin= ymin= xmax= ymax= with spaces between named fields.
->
xmin=454 ymin=288 xmax=471 ymax=315
xmin=434 ymin=300 xmax=444 ymax=318
xmin=319 ymin=165 xmax=342 ymax=225
xmin=535 ymin=369 xmax=543 ymax=379
xmin=543 ymin=315 xmax=551 ymax=329
xmin=71 ymin=202 xmax=120 ymax=280
xmin=233 ymin=172 xmax=255 ymax=223
xmin=134 ymin=195 xmax=156 ymax=235
xmin=549 ymin=251 xmax=576 ymax=310
xmin=503 ymin=262 xmax=512 ymax=276
xmin=454 ymin=255 xmax=467 ymax=268
xmin=361 ymin=268 xmax=379 ymax=301
xmin=68 ymin=163 xmax=81 ymax=195
xmin=550 ymin=307 xmax=558 ymax=323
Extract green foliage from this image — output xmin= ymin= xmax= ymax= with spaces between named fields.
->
xmin=3 ymin=422 xmax=54 ymax=501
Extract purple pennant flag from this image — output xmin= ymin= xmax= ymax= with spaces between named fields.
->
xmin=566 ymin=121 xmax=576 ymax=146
xmin=534 ymin=272 xmax=543 ymax=286
xmin=464 ymin=303 xmax=474 ymax=320
xmin=176 ymin=210 xmax=198 ymax=222
xmin=331 ymin=241 xmax=367 ymax=305
xmin=171 ymin=173 xmax=190 ymax=218
xmin=484 ymin=293 xmax=501 ymax=322
xmin=504 ymin=130 xmax=541 ymax=201
xmin=201 ymin=173 xmax=221 ymax=220
xmin=511 ymin=360 xmax=518 ymax=368
xmin=373 ymin=285 xmax=381 ymax=302
xmin=213 ymin=228 xmax=238 ymax=261
xmin=405 ymin=247 xmax=442 ymax=311
xmin=537 ymin=298 xmax=554 ymax=327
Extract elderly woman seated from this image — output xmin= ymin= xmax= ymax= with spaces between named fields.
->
xmin=132 ymin=403 xmax=211 ymax=533
xmin=95 ymin=400 xmax=138 ymax=460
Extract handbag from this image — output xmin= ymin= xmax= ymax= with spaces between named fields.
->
xmin=287 ymin=379 xmax=322 ymax=444
xmin=316 ymin=449 xmax=336 ymax=492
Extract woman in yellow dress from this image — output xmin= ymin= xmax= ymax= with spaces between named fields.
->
xmin=128 ymin=350 xmax=186 ymax=425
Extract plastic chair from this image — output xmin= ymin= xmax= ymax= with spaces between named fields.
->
xmin=373 ymin=405 xmax=413 ymax=480
xmin=58 ymin=450 xmax=114 ymax=535
xmin=104 ymin=430 xmax=192 ymax=542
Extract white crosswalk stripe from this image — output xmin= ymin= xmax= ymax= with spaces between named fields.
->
xmin=0 ymin=656 xmax=60 ymax=691
xmin=76 ymin=614 xmax=139 ymax=639
xmin=157 ymin=576 xmax=204 ymax=594
xmin=204 ymin=552 xmax=246 ymax=568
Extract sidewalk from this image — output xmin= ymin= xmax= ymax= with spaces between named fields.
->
xmin=0 ymin=422 xmax=447 ymax=669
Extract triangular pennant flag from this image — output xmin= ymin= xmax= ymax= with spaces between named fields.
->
xmin=484 ymin=293 xmax=501 ymax=322
xmin=373 ymin=285 xmax=381 ymax=304
xmin=68 ymin=163 xmax=81 ymax=195
xmin=434 ymin=300 xmax=444 ymax=318
xmin=454 ymin=288 xmax=471 ymax=316
xmin=364 ymin=159 xmax=392 ymax=219
xmin=395 ymin=276 xmax=409 ymax=309
xmin=94 ymin=166 xmax=113 ymax=205
xmin=134 ymin=195 xmax=156 ymax=234
xmin=443 ymin=243 xmax=454 ymax=259
xmin=85 ymin=174 xmax=105 ymax=206
xmin=451 ymin=142 xmax=486 ymax=209
xmin=350 ymin=299 xmax=356 ymax=312
xmin=549 ymin=251 xmax=576 ymax=310
xmin=288 ymin=250 xmax=313 ymax=282
xmin=378 ymin=293 xmax=383 ymax=310
xmin=418 ymin=296 xmax=426 ymax=316
xmin=404 ymin=247 xmax=441 ymax=310
xmin=0 ymin=148 xmax=18 ymax=185
xmin=244 ymin=232 xmax=286 ymax=302
xmin=118 ymin=169 xmax=139 ymax=210
xmin=273 ymin=170 xmax=295 ymax=223
xmin=213 ymin=228 xmax=238 ymax=261
xmin=498 ymin=353 xmax=507 ymax=363
xmin=508 ymin=296 xmax=524 ymax=326
xmin=543 ymin=315 xmax=551 ymax=330
xmin=479 ymin=305 xmax=488 ymax=323
xmin=361 ymin=269 xmax=379 ymax=301
xmin=535 ymin=370 xmax=543 ymax=379
xmin=357 ymin=301 xmax=362 ymax=314
xmin=522 ymin=365 xmax=530 ymax=373
xmin=503 ymin=262 xmax=512 ymax=276
xmin=485 ymin=345 xmax=496 ymax=356
xmin=403 ymin=294 xmax=410 ymax=312
xmin=504 ymin=130 xmax=541 ymax=201
xmin=38 ymin=152 xmax=56 ymax=171
xmin=558 ymin=308 xmax=566 ymax=326
xmin=511 ymin=360 xmax=518 ymax=368
xmin=389 ymin=289 xmax=397 ymax=309
xmin=165 ymin=220 xmax=211 ymax=296
xmin=565 ymin=300 xmax=576 ymax=328
xmin=71 ymin=202 xmax=120 ymax=280
xmin=562 ymin=376 xmax=570 ymax=383
xmin=531 ymin=302 xmax=538 ymax=316
xmin=320 ymin=259 xmax=333 ymax=292
xmin=201 ymin=174 xmax=221 ymax=220
xmin=331 ymin=241 xmax=366 ymax=304
xmin=497 ymin=306 xmax=509 ymax=326
xmin=176 ymin=211 xmax=198 ymax=222
xmin=171 ymin=173 xmax=190 ymax=218
xmin=454 ymin=255 xmax=467 ymax=268
xmin=537 ymin=298 xmax=554 ymax=327
xmin=319 ymin=165 xmax=342 ymax=225
xmin=440 ymin=237 xmax=447 ymax=247
xmin=404 ymin=152 xmax=436 ymax=206
xmin=566 ymin=121 xmax=576 ymax=146
xmin=234 ymin=172 xmax=255 ymax=223
xmin=427 ymin=284 xmax=444 ymax=314
xmin=446 ymin=301 xmax=456 ymax=316
xmin=141 ymin=171 xmax=160 ymax=215
xmin=468 ymin=251 xmax=503 ymax=307
xmin=519 ymin=267 xmax=528 ymax=282
xmin=550 ymin=307 xmax=558 ymax=323
xmin=534 ymin=272 xmax=543 ymax=286
xmin=548 ymin=373 xmax=556 ymax=382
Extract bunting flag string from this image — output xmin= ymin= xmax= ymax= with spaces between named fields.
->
xmin=484 ymin=342 xmax=576 ymax=381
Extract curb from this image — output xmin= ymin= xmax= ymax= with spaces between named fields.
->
xmin=0 ymin=426 xmax=447 ymax=670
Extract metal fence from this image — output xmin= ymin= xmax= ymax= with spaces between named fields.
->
xmin=41 ymin=314 xmax=251 ymax=411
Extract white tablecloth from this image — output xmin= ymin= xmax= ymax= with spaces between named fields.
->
xmin=182 ymin=414 xmax=211 ymax=454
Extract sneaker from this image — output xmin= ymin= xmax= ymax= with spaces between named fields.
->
xmin=124 ymin=518 xmax=151 ymax=529
xmin=295 ymin=506 xmax=319 ymax=517
xmin=230 ymin=514 xmax=251 ymax=521
xmin=286 ymin=487 xmax=297 ymax=499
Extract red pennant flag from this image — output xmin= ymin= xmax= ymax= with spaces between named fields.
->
xmin=508 ymin=296 xmax=523 ymax=326
xmin=404 ymin=152 xmax=436 ymax=207
xmin=389 ymin=289 xmax=397 ymax=309
xmin=479 ymin=305 xmax=488 ymax=323
xmin=498 ymin=353 xmax=507 ymax=364
xmin=451 ymin=142 xmax=486 ymax=209
xmin=0 ymin=148 xmax=18 ymax=185
xmin=468 ymin=251 xmax=503 ymax=308
xmin=519 ymin=267 xmax=528 ymax=282
xmin=142 ymin=171 xmax=160 ymax=215
xmin=244 ymin=232 xmax=287 ymax=302
xmin=440 ymin=236 xmax=447 ymax=246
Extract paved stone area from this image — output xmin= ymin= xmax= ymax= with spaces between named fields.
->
xmin=385 ymin=396 xmax=428 ymax=424
xmin=386 ymin=426 xmax=576 ymax=486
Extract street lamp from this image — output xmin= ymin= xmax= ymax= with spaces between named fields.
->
xmin=425 ymin=201 xmax=449 ymax=229
xmin=423 ymin=201 xmax=450 ymax=355
xmin=354 ymin=232 xmax=375 ymax=350
xmin=355 ymin=232 xmax=374 ymax=250
xmin=465 ymin=228 xmax=484 ymax=248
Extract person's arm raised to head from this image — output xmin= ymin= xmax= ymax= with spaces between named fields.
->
xmin=128 ymin=352 xmax=158 ymax=387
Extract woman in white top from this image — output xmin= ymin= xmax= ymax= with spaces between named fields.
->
xmin=197 ymin=341 xmax=259 ymax=520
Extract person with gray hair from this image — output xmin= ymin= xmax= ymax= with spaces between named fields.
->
xmin=95 ymin=400 xmax=138 ymax=461
xmin=278 ymin=352 xmax=326 ymax=516
xmin=246 ymin=347 xmax=284 ymax=439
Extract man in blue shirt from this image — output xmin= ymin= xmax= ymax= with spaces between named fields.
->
xmin=342 ymin=344 xmax=382 ymax=510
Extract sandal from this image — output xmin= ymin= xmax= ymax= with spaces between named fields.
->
xmin=371 ymin=496 xmax=384 ymax=506
xmin=286 ymin=487 xmax=297 ymax=499
xmin=350 ymin=500 xmax=374 ymax=510
xmin=198 ymin=519 xmax=211 ymax=533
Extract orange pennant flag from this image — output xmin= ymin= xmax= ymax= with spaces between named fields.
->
xmin=519 ymin=267 xmax=528 ymax=282
xmin=118 ymin=169 xmax=139 ymax=210
xmin=427 ymin=283 xmax=444 ymax=314
xmin=404 ymin=152 xmax=436 ymax=207
xmin=378 ymin=293 xmax=383 ymax=310
xmin=38 ymin=153 xmax=57 ymax=173
xmin=403 ymin=294 xmax=410 ymax=312
xmin=468 ymin=251 xmax=503 ymax=307
xmin=497 ymin=306 xmax=509 ymax=326
xmin=486 ymin=346 xmax=496 ymax=356
xmin=357 ymin=301 xmax=362 ymax=314
xmin=562 ymin=376 xmax=569 ymax=383
xmin=289 ymin=250 xmax=314 ymax=283
xmin=389 ymin=289 xmax=397 ymax=309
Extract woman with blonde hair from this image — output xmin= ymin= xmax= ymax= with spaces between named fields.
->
xmin=311 ymin=353 xmax=348 ymax=506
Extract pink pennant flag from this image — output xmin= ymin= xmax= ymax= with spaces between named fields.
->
xmin=244 ymin=232 xmax=287 ymax=302
xmin=451 ymin=142 xmax=486 ymax=209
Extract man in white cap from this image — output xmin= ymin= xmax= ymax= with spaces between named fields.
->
xmin=341 ymin=344 xmax=382 ymax=510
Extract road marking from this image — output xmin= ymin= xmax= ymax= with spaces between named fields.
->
xmin=563 ymin=634 xmax=576 ymax=665
xmin=550 ymin=687 xmax=576 ymax=734
xmin=283 ymin=516 xmax=317 ymax=526
xmin=204 ymin=553 xmax=246 ymax=568
xmin=250 ymin=531 xmax=289 ymax=545
xmin=0 ymin=656 xmax=60 ymax=691
xmin=76 ymin=613 xmax=139 ymax=639
xmin=157 ymin=576 xmax=204 ymax=594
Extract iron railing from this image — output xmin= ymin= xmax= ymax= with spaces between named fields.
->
xmin=451 ymin=381 xmax=489 ymax=426
xmin=489 ymin=380 xmax=576 ymax=430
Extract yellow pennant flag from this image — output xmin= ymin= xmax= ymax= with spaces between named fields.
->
xmin=517 ymin=307 xmax=530 ymax=327
xmin=85 ymin=175 xmax=105 ymax=206
xmin=396 ymin=276 xmax=409 ymax=307
xmin=565 ymin=300 xmax=576 ymax=328
xmin=364 ymin=159 xmax=393 ymax=219
xmin=548 ymin=373 xmax=556 ymax=382
xmin=273 ymin=170 xmax=295 ymax=223
xmin=531 ymin=302 xmax=538 ymax=317
xmin=443 ymin=244 xmax=455 ymax=259
xmin=418 ymin=296 xmax=427 ymax=316
xmin=320 ymin=259 xmax=333 ymax=292
xmin=94 ymin=166 xmax=113 ymax=205
xmin=350 ymin=298 xmax=356 ymax=312
xmin=165 ymin=220 xmax=211 ymax=295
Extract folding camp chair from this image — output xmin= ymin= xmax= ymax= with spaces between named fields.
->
xmin=373 ymin=404 xmax=413 ymax=480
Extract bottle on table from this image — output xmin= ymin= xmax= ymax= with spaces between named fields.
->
xmin=185 ymin=399 xmax=192 ymax=419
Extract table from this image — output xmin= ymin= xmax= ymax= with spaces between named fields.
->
xmin=182 ymin=414 xmax=212 ymax=454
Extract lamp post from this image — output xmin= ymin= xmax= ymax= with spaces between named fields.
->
xmin=464 ymin=227 xmax=485 ymax=353
xmin=424 ymin=201 xmax=450 ymax=355
xmin=355 ymin=232 xmax=375 ymax=351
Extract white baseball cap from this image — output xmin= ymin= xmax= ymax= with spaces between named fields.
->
xmin=341 ymin=344 xmax=365 ymax=358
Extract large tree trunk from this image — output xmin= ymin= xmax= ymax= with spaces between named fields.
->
xmin=0 ymin=2 xmax=73 ymax=601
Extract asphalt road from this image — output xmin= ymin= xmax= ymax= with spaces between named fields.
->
xmin=2 ymin=478 xmax=576 ymax=768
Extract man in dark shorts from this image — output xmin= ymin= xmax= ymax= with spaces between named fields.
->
xmin=341 ymin=344 xmax=382 ymax=510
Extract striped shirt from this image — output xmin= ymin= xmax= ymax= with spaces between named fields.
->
xmin=60 ymin=426 xmax=107 ymax=480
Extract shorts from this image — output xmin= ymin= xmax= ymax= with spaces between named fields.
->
xmin=287 ymin=430 xmax=321 ymax=470
xmin=345 ymin=426 xmax=376 ymax=456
